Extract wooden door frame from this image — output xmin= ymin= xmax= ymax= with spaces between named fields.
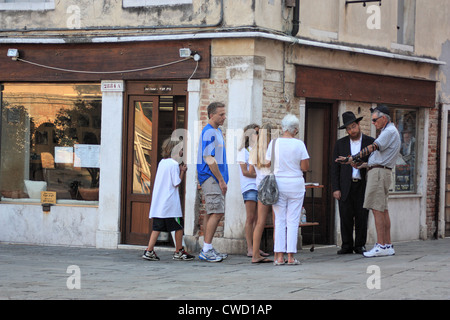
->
xmin=122 ymin=95 xmax=159 ymax=245
xmin=304 ymin=99 xmax=338 ymax=244
xmin=120 ymin=81 xmax=188 ymax=245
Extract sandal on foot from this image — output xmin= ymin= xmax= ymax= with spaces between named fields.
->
xmin=247 ymin=250 xmax=270 ymax=258
xmin=259 ymin=250 xmax=270 ymax=257
xmin=287 ymin=259 xmax=301 ymax=265
xmin=251 ymin=258 xmax=273 ymax=264
xmin=273 ymin=260 xmax=285 ymax=266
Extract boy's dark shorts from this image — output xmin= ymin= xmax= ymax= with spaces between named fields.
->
xmin=152 ymin=217 xmax=184 ymax=232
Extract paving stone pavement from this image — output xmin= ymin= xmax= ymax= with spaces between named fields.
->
xmin=1 ymin=238 xmax=449 ymax=301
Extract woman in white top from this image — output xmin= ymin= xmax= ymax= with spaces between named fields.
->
xmin=238 ymin=123 xmax=271 ymax=258
xmin=266 ymin=114 xmax=310 ymax=265
xmin=249 ymin=123 xmax=277 ymax=263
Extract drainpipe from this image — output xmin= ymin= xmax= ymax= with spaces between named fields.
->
xmin=435 ymin=103 xmax=442 ymax=239
xmin=0 ymin=84 xmax=2 ymax=201
xmin=291 ymin=0 xmax=300 ymax=36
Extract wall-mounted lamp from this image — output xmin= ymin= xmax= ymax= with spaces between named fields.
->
xmin=7 ymin=48 xmax=19 ymax=60
xmin=179 ymin=48 xmax=192 ymax=58
xmin=192 ymin=53 xmax=201 ymax=62
xmin=179 ymin=48 xmax=201 ymax=61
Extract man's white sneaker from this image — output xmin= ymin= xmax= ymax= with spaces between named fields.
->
xmin=385 ymin=244 xmax=395 ymax=256
xmin=363 ymin=243 xmax=388 ymax=257
xmin=199 ymin=249 xmax=223 ymax=262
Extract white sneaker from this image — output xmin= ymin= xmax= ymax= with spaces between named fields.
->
xmin=385 ymin=244 xmax=395 ymax=256
xmin=363 ymin=243 xmax=388 ymax=257
xmin=199 ymin=249 xmax=223 ymax=262
xmin=211 ymin=248 xmax=228 ymax=260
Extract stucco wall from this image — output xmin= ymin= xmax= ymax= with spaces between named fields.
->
xmin=0 ymin=203 xmax=98 ymax=246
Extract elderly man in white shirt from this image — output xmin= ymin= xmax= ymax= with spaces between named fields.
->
xmin=337 ymin=105 xmax=401 ymax=258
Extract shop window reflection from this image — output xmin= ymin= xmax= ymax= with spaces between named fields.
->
xmin=392 ymin=108 xmax=417 ymax=193
xmin=0 ymin=83 xmax=102 ymax=204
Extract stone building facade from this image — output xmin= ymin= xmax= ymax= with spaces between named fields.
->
xmin=0 ymin=0 xmax=449 ymax=252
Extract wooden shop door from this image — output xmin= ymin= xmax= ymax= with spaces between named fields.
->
xmin=303 ymin=101 xmax=338 ymax=245
xmin=122 ymin=91 xmax=186 ymax=245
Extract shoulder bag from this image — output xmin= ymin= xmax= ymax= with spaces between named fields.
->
xmin=257 ymin=139 xmax=279 ymax=205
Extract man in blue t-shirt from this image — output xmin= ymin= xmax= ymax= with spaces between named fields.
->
xmin=197 ymin=102 xmax=229 ymax=262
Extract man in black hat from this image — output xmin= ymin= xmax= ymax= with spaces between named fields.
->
xmin=331 ymin=111 xmax=375 ymax=254
xmin=336 ymin=105 xmax=401 ymax=257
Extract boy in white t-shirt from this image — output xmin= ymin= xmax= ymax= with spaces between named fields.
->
xmin=142 ymin=137 xmax=194 ymax=261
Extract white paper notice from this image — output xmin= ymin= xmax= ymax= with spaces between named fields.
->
xmin=74 ymin=144 xmax=100 ymax=168
xmin=55 ymin=147 xmax=74 ymax=164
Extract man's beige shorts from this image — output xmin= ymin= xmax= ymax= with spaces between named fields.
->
xmin=202 ymin=176 xmax=225 ymax=214
xmin=363 ymin=167 xmax=392 ymax=212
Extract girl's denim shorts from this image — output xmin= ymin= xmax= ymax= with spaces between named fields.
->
xmin=242 ymin=189 xmax=258 ymax=202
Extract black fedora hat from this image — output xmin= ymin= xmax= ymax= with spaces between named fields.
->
xmin=339 ymin=111 xmax=363 ymax=130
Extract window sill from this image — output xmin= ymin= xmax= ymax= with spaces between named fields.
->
xmin=0 ymin=3 xmax=55 ymax=11
xmin=0 ymin=198 xmax=98 ymax=207
xmin=389 ymin=193 xmax=422 ymax=199
xmin=122 ymin=0 xmax=192 ymax=8
xmin=391 ymin=42 xmax=414 ymax=53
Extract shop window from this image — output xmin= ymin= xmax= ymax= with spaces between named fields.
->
xmin=0 ymin=83 xmax=102 ymax=204
xmin=0 ymin=0 xmax=55 ymax=11
xmin=391 ymin=107 xmax=417 ymax=193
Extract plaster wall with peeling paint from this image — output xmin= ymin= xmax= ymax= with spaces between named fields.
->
xmin=1 ymin=0 xmax=450 ymax=250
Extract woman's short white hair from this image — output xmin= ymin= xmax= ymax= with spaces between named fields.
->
xmin=281 ymin=114 xmax=299 ymax=134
